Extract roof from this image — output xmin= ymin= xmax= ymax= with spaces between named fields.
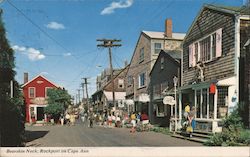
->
xmin=21 ymin=75 xmax=59 ymax=88
xmin=184 ymin=4 xmax=250 ymax=42
xmin=142 ymin=31 xmax=185 ymax=40
xmin=103 ymin=91 xmax=126 ymax=101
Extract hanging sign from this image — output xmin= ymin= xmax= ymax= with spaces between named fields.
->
xmin=209 ymin=83 xmax=216 ymax=94
xmin=163 ymin=96 xmax=175 ymax=105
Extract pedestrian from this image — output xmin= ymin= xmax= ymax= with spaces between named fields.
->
xmin=60 ymin=114 xmax=64 ymax=126
xmin=187 ymin=106 xmax=196 ymax=137
xmin=107 ymin=114 xmax=112 ymax=127
xmin=130 ymin=112 xmax=136 ymax=133
xmin=111 ymin=114 xmax=116 ymax=127
xmin=65 ymin=113 xmax=70 ymax=126
xmin=89 ymin=112 xmax=94 ymax=128
xmin=184 ymin=103 xmax=190 ymax=120
xmin=136 ymin=112 xmax=141 ymax=124
xmin=115 ymin=115 xmax=121 ymax=128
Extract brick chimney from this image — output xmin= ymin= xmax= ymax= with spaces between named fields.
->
xmin=165 ymin=19 xmax=172 ymax=38
xmin=24 ymin=72 xmax=28 ymax=84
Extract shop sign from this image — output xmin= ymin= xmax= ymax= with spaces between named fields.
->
xmin=163 ymin=96 xmax=175 ymax=105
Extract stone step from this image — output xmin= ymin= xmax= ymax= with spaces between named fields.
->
xmin=171 ymin=134 xmax=207 ymax=143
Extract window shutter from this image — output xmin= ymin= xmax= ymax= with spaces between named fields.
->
xmin=189 ymin=44 xmax=193 ymax=67
xmin=216 ymin=28 xmax=222 ymax=57
xmin=193 ymin=43 xmax=196 ymax=67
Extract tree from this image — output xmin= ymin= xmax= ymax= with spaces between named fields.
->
xmin=0 ymin=9 xmax=25 ymax=146
xmin=44 ymin=88 xmax=71 ymax=121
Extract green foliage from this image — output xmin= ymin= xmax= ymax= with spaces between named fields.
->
xmin=44 ymin=103 xmax=64 ymax=117
xmin=150 ymin=127 xmax=171 ymax=135
xmin=204 ymin=106 xmax=250 ymax=146
xmin=47 ymin=88 xmax=71 ymax=108
xmin=0 ymin=10 xmax=25 ymax=146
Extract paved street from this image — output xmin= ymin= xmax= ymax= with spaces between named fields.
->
xmin=25 ymin=121 xmax=203 ymax=147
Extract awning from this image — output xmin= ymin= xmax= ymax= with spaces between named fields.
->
xmin=125 ymin=99 xmax=134 ymax=105
xmin=138 ymin=93 xmax=150 ymax=103
xmin=103 ymin=91 xmax=126 ymax=101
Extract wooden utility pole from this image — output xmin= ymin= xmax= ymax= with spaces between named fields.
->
xmin=77 ymin=89 xmax=81 ymax=104
xmin=82 ymin=78 xmax=90 ymax=111
xmin=81 ymin=83 xmax=85 ymax=102
xmin=97 ymin=39 xmax=121 ymax=110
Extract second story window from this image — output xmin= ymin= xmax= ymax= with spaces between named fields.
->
xmin=154 ymin=43 xmax=162 ymax=54
xmin=189 ymin=28 xmax=222 ymax=67
xmin=29 ymin=87 xmax=35 ymax=98
xmin=118 ymin=79 xmax=124 ymax=89
xmin=138 ymin=72 xmax=146 ymax=88
xmin=161 ymin=57 xmax=164 ymax=69
xmin=45 ymin=87 xmax=52 ymax=98
xmin=127 ymin=76 xmax=133 ymax=86
xmin=139 ymin=47 xmax=144 ymax=63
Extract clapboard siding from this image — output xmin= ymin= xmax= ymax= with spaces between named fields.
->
xmin=183 ymin=7 xmax=236 ymax=86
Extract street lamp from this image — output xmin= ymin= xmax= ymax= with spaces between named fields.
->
xmin=173 ymin=76 xmax=178 ymax=133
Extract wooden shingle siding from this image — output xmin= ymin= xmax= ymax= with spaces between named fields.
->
xmin=183 ymin=7 xmax=236 ymax=86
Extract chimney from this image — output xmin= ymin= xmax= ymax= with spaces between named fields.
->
xmin=165 ymin=19 xmax=172 ymax=38
xmin=24 ymin=72 xmax=28 ymax=84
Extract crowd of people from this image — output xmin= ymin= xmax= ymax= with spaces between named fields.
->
xmin=76 ymin=111 xmax=150 ymax=132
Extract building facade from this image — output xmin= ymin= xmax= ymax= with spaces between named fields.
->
xmin=178 ymin=4 xmax=250 ymax=132
xmin=125 ymin=19 xmax=185 ymax=115
xmin=22 ymin=74 xmax=58 ymax=123
xmin=149 ymin=50 xmax=181 ymax=127
xmin=92 ymin=66 xmax=129 ymax=114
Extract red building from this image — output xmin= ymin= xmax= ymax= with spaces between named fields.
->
xmin=22 ymin=73 xmax=58 ymax=123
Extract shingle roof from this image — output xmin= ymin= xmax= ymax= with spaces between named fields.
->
xmin=142 ymin=31 xmax=185 ymax=40
xmin=205 ymin=4 xmax=250 ymax=15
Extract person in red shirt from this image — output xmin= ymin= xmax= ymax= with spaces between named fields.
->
xmin=140 ymin=112 xmax=149 ymax=121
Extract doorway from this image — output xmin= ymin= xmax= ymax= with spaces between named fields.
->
xmin=37 ymin=107 xmax=44 ymax=121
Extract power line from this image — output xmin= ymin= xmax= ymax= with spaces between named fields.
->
xmin=97 ymin=39 xmax=122 ymax=110
xmin=6 ymin=0 xmax=71 ymax=54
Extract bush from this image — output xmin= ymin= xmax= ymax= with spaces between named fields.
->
xmin=204 ymin=106 xmax=250 ymax=146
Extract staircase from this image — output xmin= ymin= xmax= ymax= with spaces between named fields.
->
xmin=171 ymin=130 xmax=213 ymax=143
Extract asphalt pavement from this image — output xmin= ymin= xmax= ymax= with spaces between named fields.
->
xmin=25 ymin=120 xmax=203 ymax=147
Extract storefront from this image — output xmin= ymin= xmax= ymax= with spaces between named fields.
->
xmin=173 ymin=77 xmax=237 ymax=133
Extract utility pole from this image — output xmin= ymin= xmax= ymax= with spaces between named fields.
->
xmin=77 ymin=89 xmax=81 ymax=105
xmin=81 ymin=83 xmax=85 ymax=103
xmin=82 ymin=78 xmax=90 ymax=111
xmin=97 ymin=39 xmax=122 ymax=110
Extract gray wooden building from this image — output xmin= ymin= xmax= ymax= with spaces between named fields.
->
xmin=176 ymin=4 xmax=250 ymax=132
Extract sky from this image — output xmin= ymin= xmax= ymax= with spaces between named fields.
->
xmin=0 ymin=0 xmax=245 ymax=99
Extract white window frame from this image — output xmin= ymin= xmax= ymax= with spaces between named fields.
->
xmin=138 ymin=72 xmax=146 ymax=88
xmin=154 ymin=43 xmax=162 ymax=54
xmin=189 ymin=28 xmax=222 ymax=67
xmin=118 ymin=79 xmax=124 ymax=89
xmin=45 ymin=87 xmax=52 ymax=98
xmin=29 ymin=87 xmax=36 ymax=98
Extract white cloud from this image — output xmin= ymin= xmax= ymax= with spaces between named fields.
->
xmin=63 ymin=52 xmax=72 ymax=57
xmin=12 ymin=45 xmax=46 ymax=61
xmin=101 ymin=0 xmax=133 ymax=15
xmin=46 ymin=21 xmax=65 ymax=30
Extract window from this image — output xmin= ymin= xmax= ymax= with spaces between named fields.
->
xmin=160 ymin=57 xmax=164 ymax=69
xmin=139 ymin=47 xmax=144 ymax=63
xmin=199 ymin=36 xmax=211 ymax=62
xmin=118 ymin=79 xmax=124 ymax=89
xmin=138 ymin=73 xmax=146 ymax=88
xmin=156 ymin=104 xmax=165 ymax=117
xmin=189 ymin=28 xmax=222 ymax=66
xmin=154 ymin=43 xmax=162 ymax=54
xmin=45 ymin=87 xmax=53 ymax=98
xmin=29 ymin=87 xmax=35 ymax=98
xmin=127 ymin=76 xmax=133 ymax=85
xmin=217 ymin=86 xmax=228 ymax=119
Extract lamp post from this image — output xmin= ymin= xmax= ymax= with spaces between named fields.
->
xmin=173 ymin=76 xmax=178 ymax=133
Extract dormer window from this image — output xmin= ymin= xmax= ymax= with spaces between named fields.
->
xmin=154 ymin=43 xmax=162 ymax=54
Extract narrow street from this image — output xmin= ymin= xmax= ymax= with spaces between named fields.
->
xmin=25 ymin=121 xmax=203 ymax=147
